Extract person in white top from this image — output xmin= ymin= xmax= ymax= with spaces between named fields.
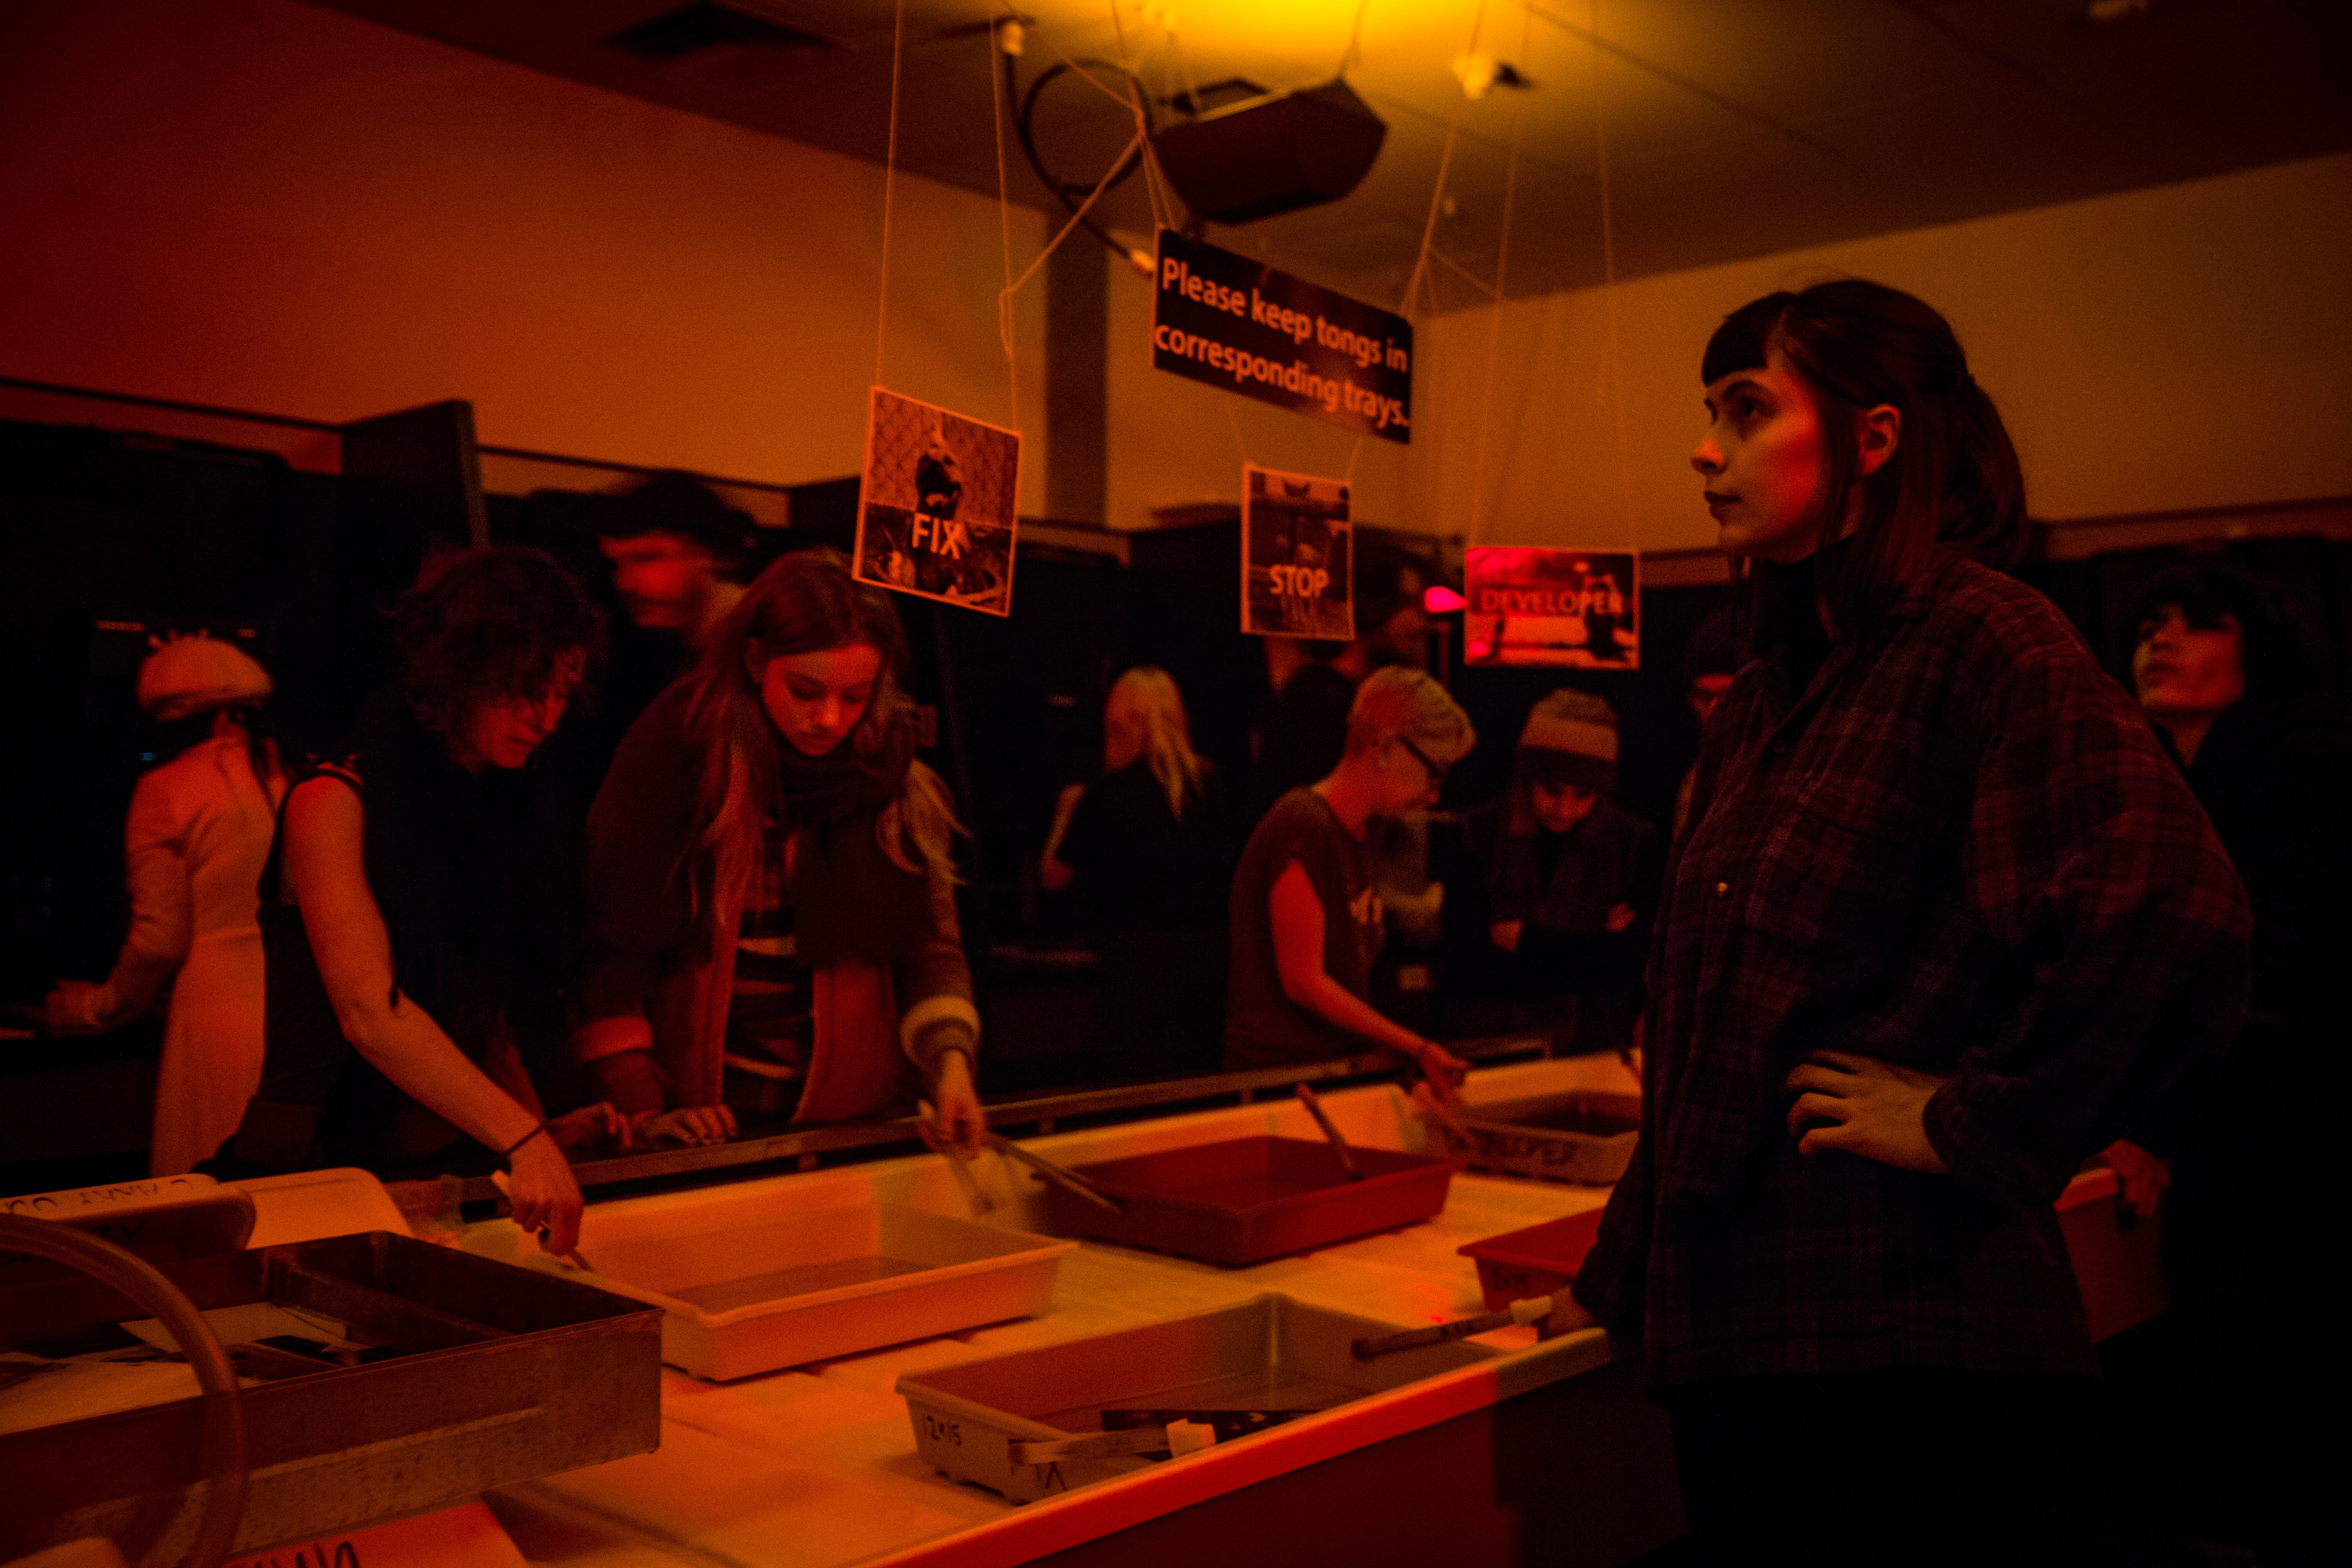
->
xmin=46 ymin=634 xmax=288 ymax=1175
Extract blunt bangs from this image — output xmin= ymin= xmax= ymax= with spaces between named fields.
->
xmin=1702 ymin=293 xmax=1795 ymax=384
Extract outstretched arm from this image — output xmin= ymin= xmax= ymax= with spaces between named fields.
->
xmin=1269 ymin=861 xmax=1466 ymax=1100
xmin=288 ymin=777 xmax=585 ymax=1253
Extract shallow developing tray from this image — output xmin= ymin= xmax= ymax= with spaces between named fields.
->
xmin=542 ymin=1203 xmax=1077 ymax=1381
xmin=1038 ymin=1135 xmax=1454 ymax=1267
xmin=1456 ymin=1090 xmax=1642 ymax=1185
xmin=0 ymin=1229 xmax=660 ymax=1564
xmin=1458 ymin=1207 xmax=1607 ymax=1312
xmin=895 ymin=1292 xmax=1494 ymax=1501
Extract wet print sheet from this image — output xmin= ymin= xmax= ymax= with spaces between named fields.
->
xmin=1241 ymin=465 xmax=1353 ymax=640
xmin=854 ymin=387 xmax=1020 ymax=617
xmin=1464 ymin=547 xmax=1640 ymax=668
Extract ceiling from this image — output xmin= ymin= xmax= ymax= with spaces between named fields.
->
xmin=309 ymin=0 xmax=2352 ymax=312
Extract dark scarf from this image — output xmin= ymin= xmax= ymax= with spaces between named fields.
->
xmin=768 ymin=712 xmax=927 ymax=968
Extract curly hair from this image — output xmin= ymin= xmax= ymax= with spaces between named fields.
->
xmin=393 ymin=546 xmax=606 ymax=738
xmin=2121 ymin=564 xmax=2325 ymax=703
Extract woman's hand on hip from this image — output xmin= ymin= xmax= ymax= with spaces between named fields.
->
xmin=1783 ymin=1050 xmax=1951 ymax=1174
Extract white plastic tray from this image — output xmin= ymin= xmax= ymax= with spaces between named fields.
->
xmin=541 ymin=1202 xmax=1076 ymax=1381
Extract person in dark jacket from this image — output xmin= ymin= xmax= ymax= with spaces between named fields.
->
xmin=1550 ymin=282 xmax=2251 ymax=1567
xmin=1043 ymin=667 xmax=1233 ymax=1078
xmin=1478 ymin=689 xmax=1661 ymax=1059
xmin=2104 ymin=563 xmax=2350 ymax=1563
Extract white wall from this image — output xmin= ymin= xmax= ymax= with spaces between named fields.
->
xmin=1409 ymin=151 xmax=2352 ymax=551
xmin=0 ymin=0 xmax=1051 ymax=505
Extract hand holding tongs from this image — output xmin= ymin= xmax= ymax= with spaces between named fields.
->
xmin=919 ymin=1099 xmax=998 ymax=1216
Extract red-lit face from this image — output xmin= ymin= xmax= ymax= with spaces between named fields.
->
xmin=2134 ymin=606 xmax=2245 ymax=723
xmin=759 ymin=643 xmax=882 ymax=758
xmin=1529 ymin=781 xmax=1599 ymax=835
xmin=453 ymin=652 xmax=584 ymax=772
xmin=1693 ymin=351 xmax=1831 ymax=565
xmin=600 ymin=531 xmax=715 ymax=630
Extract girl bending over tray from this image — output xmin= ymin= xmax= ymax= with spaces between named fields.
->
xmin=574 ymin=548 xmax=983 ymax=1155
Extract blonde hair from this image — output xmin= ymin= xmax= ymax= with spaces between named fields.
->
xmin=681 ymin=550 xmax=960 ymax=914
xmin=1344 ymin=665 xmax=1476 ymax=766
xmin=1103 ymin=666 xmax=1205 ymax=821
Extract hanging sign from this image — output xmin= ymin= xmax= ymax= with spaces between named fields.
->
xmin=1242 ymin=465 xmax=1354 ymax=640
xmin=1152 ymin=229 xmax=1412 ymax=444
xmin=854 ymin=387 xmax=1020 ymax=616
xmin=1463 ymin=547 xmax=1641 ymax=668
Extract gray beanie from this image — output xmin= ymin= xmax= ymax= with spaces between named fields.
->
xmin=1516 ymin=688 xmax=1616 ymax=793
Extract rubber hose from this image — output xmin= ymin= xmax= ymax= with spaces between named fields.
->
xmin=0 ymin=1214 xmax=248 ymax=1568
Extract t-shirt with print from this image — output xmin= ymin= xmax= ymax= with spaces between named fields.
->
xmin=1224 ymin=787 xmax=1386 ymax=1069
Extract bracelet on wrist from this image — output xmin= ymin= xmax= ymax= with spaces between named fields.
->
xmin=499 ymin=1121 xmax=551 ymax=1161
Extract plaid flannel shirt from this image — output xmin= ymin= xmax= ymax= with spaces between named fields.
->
xmin=1574 ymin=554 xmax=2249 ymax=1387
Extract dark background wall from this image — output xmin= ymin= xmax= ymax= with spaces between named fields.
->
xmin=5 ymin=407 xmax=2345 ymax=1187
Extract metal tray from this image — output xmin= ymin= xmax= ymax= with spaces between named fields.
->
xmin=0 ymin=1229 xmax=660 ymax=1564
xmin=1457 ymin=1207 xmax=1607 ymax=1312
xmin=1455 ymin=1090 xmax=1641 ymax=1184
xmin=539 ymin=1203 xmax=1076 ymax=1381
xmin=1038 ymin=1136 xmax=1455 ymax=1266
xmin=895 ymin=1292 xmax=1495 ymax=1501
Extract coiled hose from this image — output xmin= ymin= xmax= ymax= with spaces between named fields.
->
xmin=0 ymin=1214 xmax=248 ymax=1568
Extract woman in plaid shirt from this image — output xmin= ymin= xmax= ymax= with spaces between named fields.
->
xmin=1549 ymin=282 xmax=2250 ymax=1564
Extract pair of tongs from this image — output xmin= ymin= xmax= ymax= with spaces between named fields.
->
xmin=918 ymin=1100 xmax=998 ymax=1216
xmin=984 ymin=1131 xmax=1125 ymax=1215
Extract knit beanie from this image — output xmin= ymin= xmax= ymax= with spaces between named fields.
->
xmin=136 ymin=633 xmax=273 ymax=723
xmin=1516 ymin=688 xmax=1617 ymax=793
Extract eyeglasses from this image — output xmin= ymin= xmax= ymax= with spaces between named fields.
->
xmin=1392 ymin=734 xmax=1450 ymax=790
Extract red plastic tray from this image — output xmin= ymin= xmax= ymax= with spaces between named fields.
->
xmin=1456 ymin=1206 xmax=1607 ymax=1311
xmin=1039 ymin=1136 xmax=1455 ymax=1266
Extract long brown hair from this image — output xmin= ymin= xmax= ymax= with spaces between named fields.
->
xmin=680 ymin=548 xmax=959 ymax=906
xmin=1703 ymin=280 xmax=2025 ymax=646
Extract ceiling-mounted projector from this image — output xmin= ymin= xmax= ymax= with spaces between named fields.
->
xmin=1151 ymin=78 xmax=1387 ymax=226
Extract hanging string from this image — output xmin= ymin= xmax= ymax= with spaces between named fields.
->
xmin=1590 ymin=0 xmax=1638 ymax=551
xmin=1222 ymin=391 xmax=1251 ymax=469
xmin=1106 ymin=0 xmax=1178 ymax=233
xmin=873 ymin=0 xmax=910 ymax=390
xmin=1339 ymin=0 xmax=1373 ymax=75
xmin=999 ymin=127 xmax=1145 ymax=304
xmin=1397 ymin=0 xmax=1488 ymax=321
xmin=1467 ymin=9 xmax=1527 ymax=548
xmin=988 ymin=2 xmax=1020 ymax=429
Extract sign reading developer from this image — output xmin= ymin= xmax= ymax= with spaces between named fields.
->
xmin=1464 ymin=547 xmax=1640 ymax=669
xmin=1152 ymin=230 xmax=1412 ymax=444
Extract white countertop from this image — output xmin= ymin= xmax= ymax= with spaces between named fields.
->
xmin=459 ymin=1056 xmax=1637 ymax=1568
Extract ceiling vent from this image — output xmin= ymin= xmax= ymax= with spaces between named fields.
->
xmin=603 ymin=2 xmax=842 ymax=64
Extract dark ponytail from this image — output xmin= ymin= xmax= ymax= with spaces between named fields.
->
xmin=1703 ymin=280 xmax=2025 ymax=644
